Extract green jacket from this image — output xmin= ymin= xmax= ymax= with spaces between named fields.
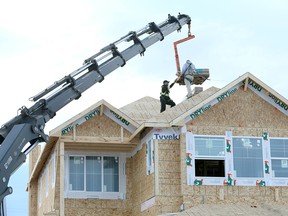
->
xmin=160 ymin=82 xmax=174 ymax=96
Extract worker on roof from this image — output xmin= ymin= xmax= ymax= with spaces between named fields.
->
xmin=160 ymin=79 xmax=176 ymax=113
xmin=180 ymin=60 xmax=196 ymax=99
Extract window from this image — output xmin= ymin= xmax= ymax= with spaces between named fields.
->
xmin=86 ymin=156 xmax=101 ymax=192
xmin=194 ymin=136 xmax=225 ymax=177
xmin=45 ymin=167 xmax=49 ymax=197
xmin=103 ymin=156 xmax=119 ymax=192
xmin=195 ymin=159 xmax=225 ymax=177
xmin=233 ymin=137 xmax=263 ymax=178
xmin=51 ymin=153 xmax=55 ymax=188
xmin=270 ymin=138 xmax=288 ymax=177
xmin=146 ymin=139 xmax=155 ymax=175
xmin=66 ymin=154 xmax=125 ymax=199
xmin=69 ymin=156 xmax=84 ymax=191
xmin=38 ymin=175 xmax=42 ymax=207
xmin=195 ymin=136 xmax=225 ymax=157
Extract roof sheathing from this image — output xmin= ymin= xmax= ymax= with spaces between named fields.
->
xmin=119 ymin=96 xmax=160 ymax=124
xmin=145 ymin=86 xmax=220 ymax=126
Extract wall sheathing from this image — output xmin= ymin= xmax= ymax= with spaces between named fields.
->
xmin=68 ymin=114 xmax=132 ymax=138
xmin=156 ymin=139 xmax=182 ymax=214
xmin=181 ymin=87 xmax=288 ymax=210
xmin=62 ymin=114 xmax=134 ymax=216
xmin=34 ymin=147 xmax=58 ymax=216
xmin=28 ymin=145 xmax=41 ymax=216
xmin=130 ymin=143 xmax=156 ymax=216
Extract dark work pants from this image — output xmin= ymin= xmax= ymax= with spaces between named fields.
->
xmin=160 ymin=95 xmax=176 ymax=112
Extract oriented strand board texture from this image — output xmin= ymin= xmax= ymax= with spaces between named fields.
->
xmin=29 ymin=145 xmax=41 ymax=176
xmin=130 ymin=143 xmax=155 ymax=216
xmin=35 ymin=147 xmax=58 ymax=216
xmin=28 ymin=145 xmax=42 ymax=216
xmin=64 ymin=199 xmax=132 ymax=216
xmin=186 ymin=87 xmax=288 ymax=136
xmin=119 ymin=87 xmax=219 ymax=125
xmin=157 ymin=139 xmax=182 ymax=213
xmin=181 ymin=86 xmax=288 ymax=209
xmin=28 ymin=181 xmax=38 ymax=216
xmin=63 ymin=114 xmax=132 ymax=138
xmin=120 ymin=96 xmax=161 ymax=125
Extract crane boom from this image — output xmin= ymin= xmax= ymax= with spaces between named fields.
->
xmin=0 ymin=13 xmax=191 ymax=215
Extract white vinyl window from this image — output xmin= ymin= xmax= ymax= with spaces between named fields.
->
xmin=194 ymin=136 xmax=225 ymax=157
xmin=51 ymin=153 xmax=56 ymax=188
xmin=270 ymin=138 xmax=288 ymax=177
xmin=45 ymin=167 xmax=49 ymax=197
xmin=146 ymin=139 xmax=155 ymax=175
xmin=66 ymin=153 xmax=125 ymax=199
xmin=38 ymin=175 xmax=42 ymax=207
xmin=194 ymin=136 xmax=225 ymax=177
xmin=69 ymin=156 xmax=85 ymax=191
xmin=233 ymin=137 xmax=263 ymax=178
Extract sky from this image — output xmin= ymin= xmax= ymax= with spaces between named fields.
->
xmin=0 ymin=0 xmax=288 ymax=215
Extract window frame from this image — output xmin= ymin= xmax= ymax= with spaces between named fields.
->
xmin=38 ymin=174 xmax=42 ymax=207
xmin=51 ymin=152 xmax=56 ymax=188
xmin=146 ymin=139 xmax=155 ymax=175
xmin=270 ymin=138 xmax=288 ymax=178
xmin=232 ymin=136 xmax=264 ymax=178
xmin=65 ymin=152 xmax=126 ymax=200
xmin=194 ymin=135 xmax=226 ymax=178
xmin=45 ymin=166 xmax=49 ymax=197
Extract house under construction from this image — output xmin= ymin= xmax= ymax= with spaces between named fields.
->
xmin=28 ymin=72 xmax=288 ymax=215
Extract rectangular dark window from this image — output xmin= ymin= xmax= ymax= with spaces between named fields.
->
xmin=195 ymin=159 xmax=225 ymax=177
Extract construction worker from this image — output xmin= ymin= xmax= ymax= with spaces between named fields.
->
xmin=160 ymin=80 xmax=176 ymax=113
xmin=180 ymin=60 xmax=196 ymax=99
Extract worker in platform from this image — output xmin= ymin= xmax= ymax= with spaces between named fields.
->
xmin=180 ymin=60 xmax=196 ymax=99
xmin=160 ymin=80 xmax=176 ymax=113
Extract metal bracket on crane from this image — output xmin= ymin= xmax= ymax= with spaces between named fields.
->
xmin=173 ymin=24 xmax=209 ymax=85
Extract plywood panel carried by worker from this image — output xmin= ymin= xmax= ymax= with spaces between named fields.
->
xmin=176 ymin=68 xmax=210 ymax=85
xmin=173 ymin=28 xmax=210 ymax=86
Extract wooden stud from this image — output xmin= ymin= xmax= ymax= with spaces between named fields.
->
xmin=100 ymin=104 xmax=104 ymax=116
xmin=244 ymin=77 xmax=249 ymax=91
xmin=73 ymin=124 xmax=76 ymax=141
xmin=121 ymin=126 xmax=124 ymax=143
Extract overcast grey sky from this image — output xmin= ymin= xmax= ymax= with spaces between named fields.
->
xmin=1 ymin=0 xmax=288 ymax=215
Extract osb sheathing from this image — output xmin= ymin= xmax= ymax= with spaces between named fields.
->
xmin=35 ymin=147 xmax=59 ymax=216
xmin=63 ymin=114 xmax=132 ymax=138
xmin=130 ymin=144 xmax=155 ymax=216
xmin=29 ymin=145 xmax=42 ymax=176
xmin=157 ymin=139 xmax=182 ymax=213
xmin=64 ymin=199 xmax=132 ymax=216
xmin=28 ymin=145 xmax=42 ymax=216
xmin=186 ymin=87 xmax=288 ymax=136
xmin=28 ymin=181 xmax=38 ymax=216
xmin=180 ymin=87 xmax=288 ymax=209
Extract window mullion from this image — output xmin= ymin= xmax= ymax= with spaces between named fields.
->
xmin=101 ymin=156 xmax=104 ymax=192
xmin=84 ymin=156 xmax=86 ymax=192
